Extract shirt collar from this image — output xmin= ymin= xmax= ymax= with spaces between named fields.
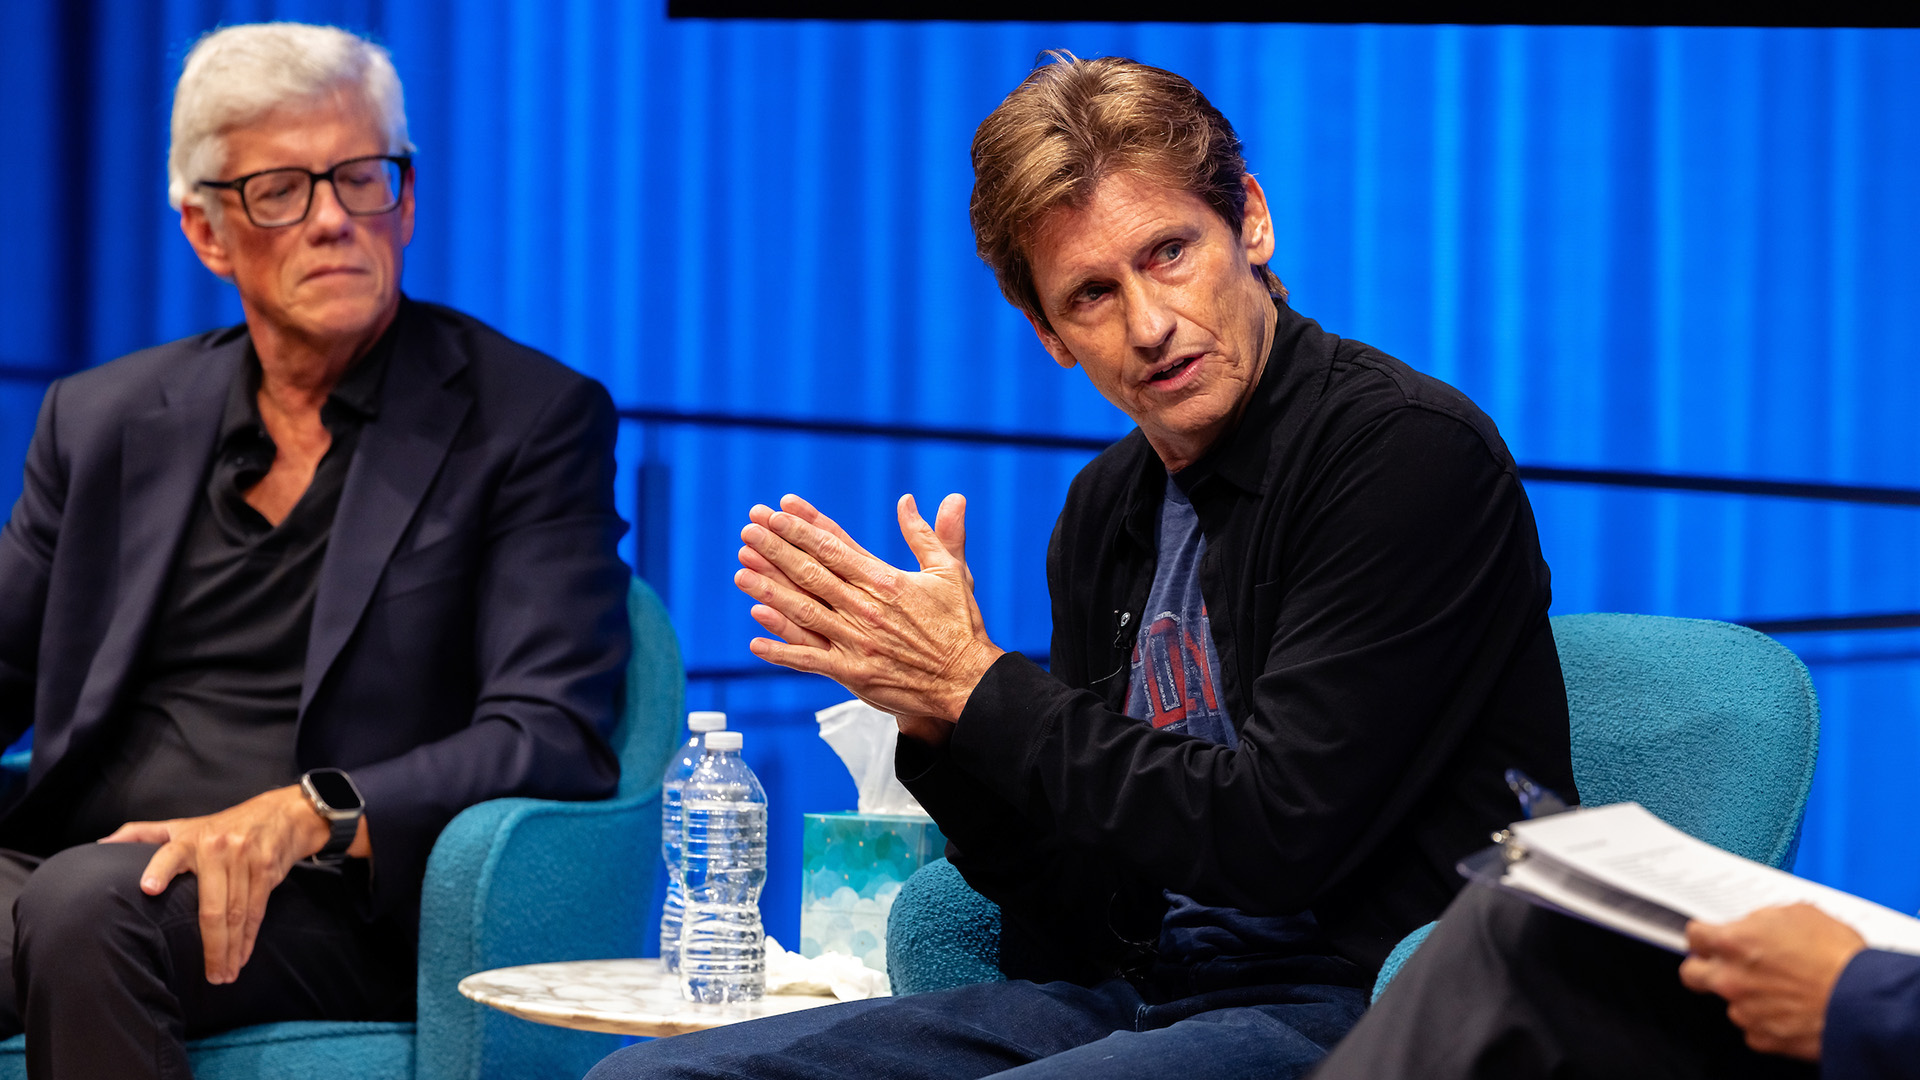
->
xmin=217 ymin=302 xmax=404 ymax=443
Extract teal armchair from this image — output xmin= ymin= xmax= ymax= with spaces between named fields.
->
xmin=884 ymin=614 xmax=1821 ymax=1005
xmin=1369 ymin=613 xmax=1819 ymax=997
xmin=0 ymin=577 xmax=684 ymax=1080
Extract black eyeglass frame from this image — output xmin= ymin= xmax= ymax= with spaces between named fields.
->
xmin=195 ymin=154 xmax=413 ymax=228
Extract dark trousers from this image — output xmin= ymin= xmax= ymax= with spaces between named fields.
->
xmin=585 ymin=966 xmax=1369 ymax=1080
xmin=1 ymin=843 xmax=413 ymax=1079
xmin=1310 ymin=884 xmax=1819 ymax=1080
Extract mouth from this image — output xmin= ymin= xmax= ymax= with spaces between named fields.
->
xmin=1147 ymin=354 xmax=1202 ymax=384
xmin=302 ymin=266 xmax=368 ymax=282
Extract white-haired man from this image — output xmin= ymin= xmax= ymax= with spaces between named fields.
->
xmin=0 ymin=23 xmax=630 ymax=1076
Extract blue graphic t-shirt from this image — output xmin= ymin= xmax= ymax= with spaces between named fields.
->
xmin=1127 ymin=476 xmax=1335 ymax=966
xmin=1125 ymin=481 xmax=1237 ymax=748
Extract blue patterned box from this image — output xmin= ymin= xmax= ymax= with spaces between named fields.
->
xmin=800 ymin=812 xmax=948 ymax=974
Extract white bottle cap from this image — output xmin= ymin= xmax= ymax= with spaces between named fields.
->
xmin=703 ymin=731 xmax=743 ymax=752
xmin=688 ymin=711 xmax=727 ymax=732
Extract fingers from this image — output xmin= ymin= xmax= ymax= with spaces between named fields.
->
xmin=238 ymin=855 xmax=271 ymax=975
xmin=933 ymin=493 xmax=968 ymax=563
xmin=1677 ymin=954 xmax=1719 ymax=995
xmin=196 ymin=840 xmax=232 ymax=983
xmin=101 ymin=820 xmax=174 ymax=846
xmin=747 ymin=634 xmax=848 ymax=680
xmin=895 ymin=494 xmax=951 ymax=571
xmin=778 ymin=494 xmax=877 ymax=561
xmin=741 ymin=518 xmax=884 ymax=617
xmin=141 ymin=838 xmax=190 ymax=895
xmin=745 ymin=596 xmax=831 ymax=650
xmin=733 ymin=560 xmax=863 ymax=646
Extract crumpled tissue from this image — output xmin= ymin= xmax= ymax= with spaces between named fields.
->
xmin=814 ymin=700 xmax=929 ymax=816
xmin=766 ymin=935 xmax=891 ymax=1000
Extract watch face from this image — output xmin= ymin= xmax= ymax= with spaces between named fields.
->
xmin=307 ymin=769 xmax=364 ymax=812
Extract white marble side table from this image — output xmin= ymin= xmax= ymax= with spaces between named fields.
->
xmin=457 ymin=958 xmax=846 ymax=1038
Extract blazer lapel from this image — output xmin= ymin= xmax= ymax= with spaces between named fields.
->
xmin=301 ymin=311 xmax=471 ymax=719
xmin=57 ymin=343 xmax=241 ymax=762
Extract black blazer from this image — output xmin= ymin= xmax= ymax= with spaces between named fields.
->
xmin=0 ymin=299 xmax=631 ymax=926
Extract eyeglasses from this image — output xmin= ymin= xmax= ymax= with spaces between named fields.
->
xmin=196 ymin=155 xmax=411 ymax=228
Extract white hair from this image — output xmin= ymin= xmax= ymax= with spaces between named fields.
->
xmin=168 ymin=22 xmax=413 ymax=212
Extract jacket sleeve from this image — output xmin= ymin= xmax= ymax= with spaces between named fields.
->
xmin=347 ymin=375 xmax=630 ymax=919
xmin=0 ymin=380 xmax=63 ymax=751
xmin=945 ymin=406 xmax=1547 ymax=916
xmin=897 ymin=487 xmax=1176 ymax=981
xmin=1823 ymin=949 xmax=1920 ymax=1080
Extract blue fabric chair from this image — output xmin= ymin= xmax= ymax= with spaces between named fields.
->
xmin=885 ymin=613 xmax=1821 ymax=1006
xmin=0 ymin=577 xmax=683 ymax=1080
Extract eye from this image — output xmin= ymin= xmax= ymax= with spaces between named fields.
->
xmin=1158 ymin=240 xmax=1185 ymax=263
xmin=1070 ymin=283 xmax=1113 ymax=308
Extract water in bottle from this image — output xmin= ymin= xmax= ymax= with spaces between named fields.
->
xmin=660 ymin=711 xmax=728 ymax=972
xmin=679 ymin=730 xmax=768 ymax=1003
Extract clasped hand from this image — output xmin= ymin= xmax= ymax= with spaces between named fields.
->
xmin=99 ymin=785 xmax=343 ymax=984
xmin=734 ymin=493 xmax=1003 ymax=736
xmin=1679 ymin=903 xmax=1867 ymax=1061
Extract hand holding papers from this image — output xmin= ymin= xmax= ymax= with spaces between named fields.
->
xmin=1473 ymin=802 xmax=1920 ymax=956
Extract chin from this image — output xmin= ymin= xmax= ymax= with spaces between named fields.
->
xmin=296 ymin=293 xmax=396 ymax=339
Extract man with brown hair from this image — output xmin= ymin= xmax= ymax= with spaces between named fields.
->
xmin=589 ymin=53 xmax=1573 ymax=1080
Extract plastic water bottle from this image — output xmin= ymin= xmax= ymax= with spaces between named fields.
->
xmin=660 ymin=711 xmax=727 ymax=973
xmin=679 ymin=730 xmax=768 ymax=1003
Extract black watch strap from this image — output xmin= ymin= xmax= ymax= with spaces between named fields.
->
xmin=315 ymin=811 xmax=357 ymax=864
xmin=301 ymin=768 xmax=364 ymax=867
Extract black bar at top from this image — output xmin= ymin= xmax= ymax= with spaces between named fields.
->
xmin=665 ymin=0 xmax=1915 ymax=29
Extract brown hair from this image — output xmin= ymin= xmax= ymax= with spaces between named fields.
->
xmin=969 ymin=52 xmax=1284 ymax=329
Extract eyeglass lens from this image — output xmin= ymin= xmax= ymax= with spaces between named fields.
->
xmin=242 ymin=158 xmax=403 ymax=226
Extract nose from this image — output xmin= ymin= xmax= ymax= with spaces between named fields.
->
xmin=304 ymin=176 xmax=353 ymax=235
xmin=1122 ymin=276 xmax=1176 ymax=355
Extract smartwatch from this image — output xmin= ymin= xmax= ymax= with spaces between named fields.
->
xmin=300 ymin=768 xmax=365 ymax=866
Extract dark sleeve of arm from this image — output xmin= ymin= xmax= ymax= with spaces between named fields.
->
xmin=1823 ymin=949 xmax=1920 ymax=1080
xmin=950 ymin=407 xmax=1545 ymax=914
xmin=349 ymin=377 xmax=630 ymax=913
xmin=0 ymin=381 xmax=63 ymax=748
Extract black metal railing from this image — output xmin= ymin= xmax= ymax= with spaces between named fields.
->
xmin=609 ymin=406 xmax=1920 ymax=683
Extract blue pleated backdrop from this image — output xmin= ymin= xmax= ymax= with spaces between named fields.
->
xmin=0 ymin=4 xmax=1916 ymax=952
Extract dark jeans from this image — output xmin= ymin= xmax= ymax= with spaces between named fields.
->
xmin=1310 ymin=884 xmax=1818 ymax=1080
xmin=586 ymin=967 xmax=1369 ymax=1080
xmin=1 ymin=842 xmax=413 ymax=1079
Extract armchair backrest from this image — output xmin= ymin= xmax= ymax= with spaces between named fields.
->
xmin=614 ymin=577 xmax=686 ymax=802
xmin=1553 ymin=612 xmax=1820 ymax=870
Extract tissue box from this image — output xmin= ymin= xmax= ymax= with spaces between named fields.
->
xmin=800 ymin=812 xmax=948 ymax=974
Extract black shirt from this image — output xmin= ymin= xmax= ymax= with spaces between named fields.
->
xmin=49 ymin=328 xmax=393 ymax=849
xmin=901 ymin=300 xmax=1577 ymax=983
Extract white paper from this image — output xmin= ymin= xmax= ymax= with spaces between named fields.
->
xmin=1507 ymin=802 xmax=1920 ymax=956
xmin=814 ymin=700 xmax=930 ymax=816
xmin=765 ymin=936 xmax=891 ymax=1000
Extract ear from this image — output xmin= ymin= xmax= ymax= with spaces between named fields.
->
xmin=1023 ymin=309 xmax=1078 ymax=370
xmin=1239 ymin=174 xmax=1276 ymax=267
xmin=179 ymin=204 xmax=235 ymax=280
xmin=397 ymin=162 xmax=417 ymax=247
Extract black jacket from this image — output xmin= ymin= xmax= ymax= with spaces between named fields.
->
xmin=0 ymin=299 xmax=630 ymax=930
xmin=900 ymin=301 xmax=1576 ymax=983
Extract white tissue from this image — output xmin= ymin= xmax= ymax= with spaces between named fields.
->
xmin=814 ymin=700 xmax=930 ymax=816
xmin=766 ymin=936 xmax=891 ymax=1000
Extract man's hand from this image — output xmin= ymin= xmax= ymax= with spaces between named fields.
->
xmin=99 ymin=785 xmax=369 ymax=984
xmin=1678 ymin=903 xmax=1867 ymax=1061
xmin=734 ymin=492 xmax=1001 ymax=729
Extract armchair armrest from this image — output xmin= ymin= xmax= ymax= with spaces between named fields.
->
xmin=415 ymin=791 xmax=661 ymax=1080
xmin=885 ymin=858 xmax=1006 ymax=996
